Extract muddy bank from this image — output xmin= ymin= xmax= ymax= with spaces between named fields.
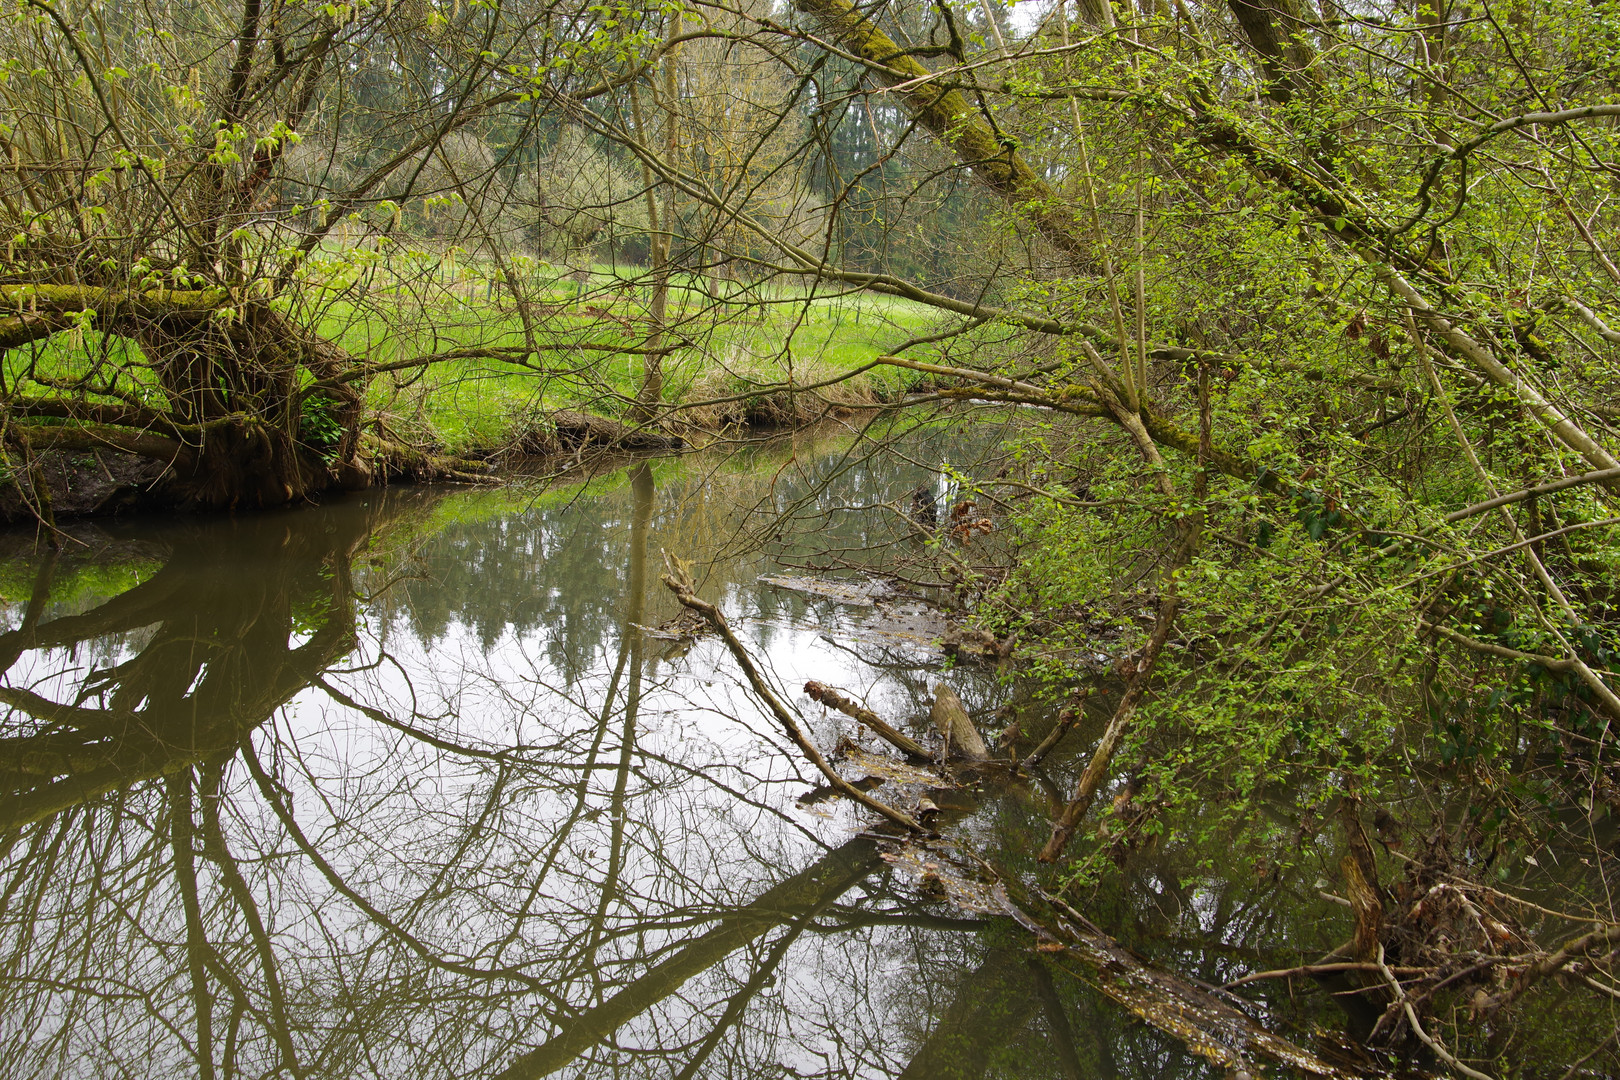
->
xmin=0 ymin=448 xmax=170 ymax=523
xmin=0 ymin=438 xmax=486 ymax=525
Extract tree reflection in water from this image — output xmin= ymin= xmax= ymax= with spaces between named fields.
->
xmin=0 ymin=443 xmax=1206 ymax=1080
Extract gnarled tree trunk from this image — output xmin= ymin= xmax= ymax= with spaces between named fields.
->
xmin=132 ymin=302 xmax=371 ymax=509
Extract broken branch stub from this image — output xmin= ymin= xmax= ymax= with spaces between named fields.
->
xmin=931 ymin=683 xmax=990 ymax=761
xmin=1340 ymin=796 xmax=1387 ymax=964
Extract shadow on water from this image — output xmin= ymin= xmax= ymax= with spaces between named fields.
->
xmin=0 ymin=427 xmax=1450 ymax=1079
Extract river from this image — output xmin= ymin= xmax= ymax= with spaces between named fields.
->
xmin=1 ymin=422 xmax=1595 ymax=1078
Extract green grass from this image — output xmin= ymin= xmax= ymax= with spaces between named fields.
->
xmin=0 ymin=556 xmax=159 ymax=606
xmin=309 ymin=262 xmax=941 ymax=451
xmin=3 ymin=255 xmax=951 ymax=456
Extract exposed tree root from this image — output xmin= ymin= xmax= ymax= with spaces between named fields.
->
xmin=362 ymin=434 xmax=497 ymax=485
xmin=549 ymin=409 xmax=684 ymax=452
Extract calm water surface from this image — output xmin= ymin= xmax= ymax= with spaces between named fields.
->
xmin=0 ymin=428 xmax=1352 ymax=1079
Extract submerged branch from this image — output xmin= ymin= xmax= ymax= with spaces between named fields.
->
xmin=1019 ymin=691 xmax=1087 ymax=770
xmin=993 ymin=875 xmax=1347 ymax=1077
xmin=803 ymin=680 xmax=931 ymax=760
xmin=1377 ymin=945 xmax=1499 ymax=1080
xmin=660 ymin=553 xmax=921 ymax=832
xmin=1038 ymin=591 xmax=1179 ymax=862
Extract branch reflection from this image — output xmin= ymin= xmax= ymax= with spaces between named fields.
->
xmin=0 ymin=443 xmax=1198 ymax=1080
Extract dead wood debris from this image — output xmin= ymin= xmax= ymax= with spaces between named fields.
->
xmin=1230 ymin=801 xmax=1620 ymax=1075
xmin=660 ymin=549 xmax=1353 ymax=1074
xmin=660 ymin=551 xmax=1619 ymax=1077
xmin=879 ymin=844 xmax=1349 ymax=1078
xmin=660 ymin=550 xmax=920 ymax=833
xmin=803 ymin=680 xmax=931 ymax=760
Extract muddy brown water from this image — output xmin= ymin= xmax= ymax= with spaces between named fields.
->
xmin=0 ymin=426 xmax=1599 ymax=1078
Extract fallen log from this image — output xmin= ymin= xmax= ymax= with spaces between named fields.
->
xmin=879 ymin=845 xmax=1349 ymax=1078
xmin=1016 ymin=883 xmax=1348 ymax=1078
xmin=645 ymin=586 xmax=1354 ymax=1076
xmin=660 ymin=552 xmax=920 ymax=832
xmin=363 ymin=434 xmax=498 ymax=485
xmin=803 ymin=680 xmax=931 ymax=760
xmin=550 ymin=409 xmax=683 ymax=452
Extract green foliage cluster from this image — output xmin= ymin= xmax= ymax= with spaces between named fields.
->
xmin=882 ymin=0 xmax=1620 ymax=929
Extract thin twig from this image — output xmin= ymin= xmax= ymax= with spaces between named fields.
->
xmin=1556 ymin=1030 xmax=1619 ymax=1080
xmin=1377 ymin=944 xmax=1498 ymax=1080
xmin=1223 ymin=961 xmax=1432 ymax=989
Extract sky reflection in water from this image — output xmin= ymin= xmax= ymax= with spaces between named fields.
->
xmin=0 ymin=429 xmax=1211 ymax=1080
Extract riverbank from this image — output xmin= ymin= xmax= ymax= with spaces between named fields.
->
xmin=0 ymin=267 xmax=950 ymax=524
xmin=0 ymin=396 xmax=925 ymax=524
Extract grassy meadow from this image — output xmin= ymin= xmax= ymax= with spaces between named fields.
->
xmin=312 ymin=260 xmax=941 ymax=451
xmin=6 ymin=252 xmax=946 ymax=455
